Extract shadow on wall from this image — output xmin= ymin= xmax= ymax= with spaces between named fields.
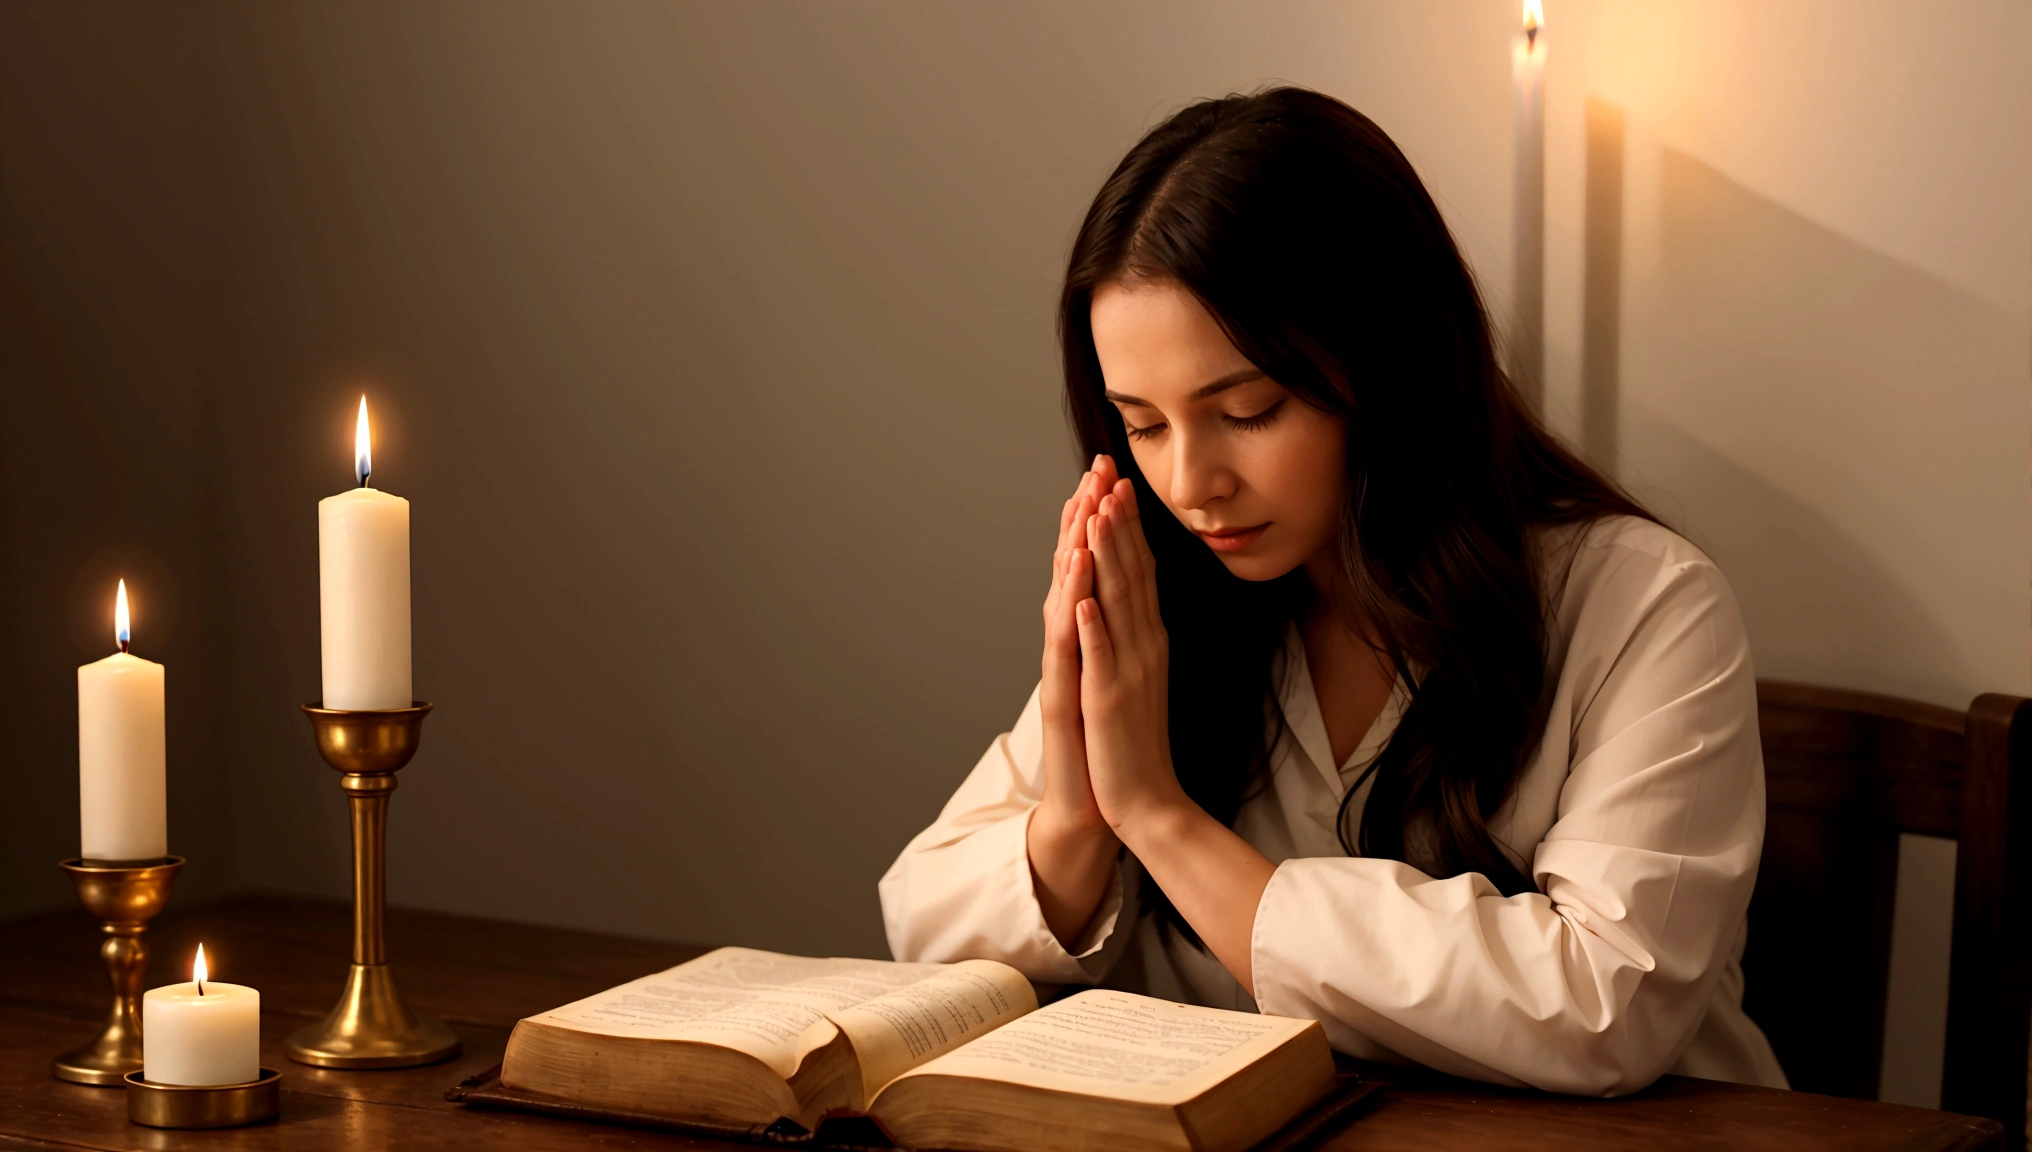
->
xmin=1612 ymin=145 xmax=2027 ymax=1109
xmin=1631 ymin=418 xmax=1964 ymax=695
xmin=1623 ymin=146 xmax=2024 ymax=706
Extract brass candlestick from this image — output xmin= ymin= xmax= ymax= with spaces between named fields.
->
xmin=52 ymin=856 xmax=184 ymax=1085
xmin=283 ymin=702 xmax=459 ymax=1069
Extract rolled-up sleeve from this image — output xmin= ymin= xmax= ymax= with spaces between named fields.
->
xmin=880 ymin=685 xmax=1126 ymax=984
xmin=1250 ymin=548 xmax=1765 ymax=1096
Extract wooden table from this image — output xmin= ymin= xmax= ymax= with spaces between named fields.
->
xmin=0 ymin=894 xmax=2002 ymax=1151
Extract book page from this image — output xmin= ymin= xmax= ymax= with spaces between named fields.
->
xmin=880 ymin=989 xmax=1309 ymax=1106
xmin=533 ymin=947 xmax=944 ymax=1079
xmin=828 ymin=959 xmax=1039 ymax=1099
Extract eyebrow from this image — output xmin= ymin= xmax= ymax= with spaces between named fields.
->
xmin=1103 ymin=368 xmax=1267 ymax=408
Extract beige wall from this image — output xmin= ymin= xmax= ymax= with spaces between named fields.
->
xmin=1533 ymin=0 xmax=2032 ymax=1108
xmin=194 ymin=0 xmax=1519 ymax=957
xmin=3 ymin=0 xmax=2027 ymax=1107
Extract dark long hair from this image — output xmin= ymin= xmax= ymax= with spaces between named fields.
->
xmin=1059 ymin=88 xmax=1652 ymax=918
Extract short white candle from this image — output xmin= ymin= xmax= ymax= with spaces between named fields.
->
xmin=319 ymin=396 xmax=413 ymax=710
xmin=77 ymin=579 xmax=166 ymax=862
xmin=143 ymin=945 xmax=260 ymax=1086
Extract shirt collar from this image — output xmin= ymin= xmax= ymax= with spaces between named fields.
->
xmin=1276 ymin=623 xmax=1410 ymax=791
xmin=1277 ymin=627 xmax=1345 ymax=793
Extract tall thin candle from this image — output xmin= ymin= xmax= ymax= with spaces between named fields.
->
xmin=1510 ymin=0 xmax=1547 ymax=409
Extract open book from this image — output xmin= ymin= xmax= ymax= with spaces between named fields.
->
xmin=499 ymin=947 xmax=1337 ymax=1152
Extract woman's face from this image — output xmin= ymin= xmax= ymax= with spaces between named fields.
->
xmin=1091 ymin=278 xmax=1347 ymax=584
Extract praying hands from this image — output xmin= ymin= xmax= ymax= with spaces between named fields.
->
xmin=1026 ymin=454 xmax=1275 ymax=991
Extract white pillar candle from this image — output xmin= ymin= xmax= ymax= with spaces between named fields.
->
xmin=319 ymin=396 xmax=412 ymax=710
xmin=143 ymin=946 xmax=260 ymax=1086
xmin=77 ymin=579 xmax=166 ymax=862
xmin=1509 ymin=0 xmax=1547 ymax=409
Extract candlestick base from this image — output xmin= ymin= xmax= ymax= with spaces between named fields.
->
xmin=125 ymin=1068 xmax=281 ymax=1129
xmin=283 ymin=962 xmax=459 ymax=1068
xmin=53 ymin=1032 xmax=146 ymax=1088
xmin=52 ymin=856 xmax=184 ymax=1086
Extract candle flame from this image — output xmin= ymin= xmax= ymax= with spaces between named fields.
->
xmin=1522 ymin=0 xmax=1543 ymax=46
xmin=114 ymin=579 xmax=130 ymax=654
xmin=355 ymin=395 xmax=373 ymax=488
xmin=194 ymin=943 xmax=208 ymax=995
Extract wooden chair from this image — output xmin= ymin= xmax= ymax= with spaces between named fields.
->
xmin=1744 ymin=681 xmax=2032 ymax=1147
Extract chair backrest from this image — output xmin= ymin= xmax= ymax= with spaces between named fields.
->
xmin=1745 ymin=681 xmax=2032 ymax=1146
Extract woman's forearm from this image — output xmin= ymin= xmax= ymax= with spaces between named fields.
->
xmin=1114 ymin=801 xmax=1276 ymax=995
xmin=1027 ymin=803 xmax=1120 ymax=949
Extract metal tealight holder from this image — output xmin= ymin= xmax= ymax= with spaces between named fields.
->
xmin=125 ymin=1068 xmax=283 ymax=1129
xmin=283 ymin=702 xmax=459 ymax=1069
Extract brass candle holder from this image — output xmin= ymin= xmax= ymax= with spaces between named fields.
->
xmin=126 ymin=1068 xmax=282 ymax=1128
xmin=52 ymin=855 xmax=185 ymax=1085
xmin=283 ymin=702 xmax=459 ymax=1069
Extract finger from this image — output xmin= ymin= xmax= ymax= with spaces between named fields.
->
xmin=1111 ymin=478 xmax=1156 ymax=570
xmin=1060 ymin=548 xmax=1095 ymax=631
xmin=1109 ymin=480 xmax=1159 ymax=627
xmin=1096 ymin=492 xmax=1153 ymax=630
xmin=1055 ymin=472 xmax=1093 ymax=557
xmin=1068 ymin=493 xmax=1096 ymax=552
xmin=1102 ymin=490 xmax=1146 ymax=594
xmin=1067 ymin=546 xmax=1094 ymax=610
xmin=1088 ymin=507 xmax=1138 ymax=634
xmin=1076 ymin=597 xmax=1116 ymax=686
xmin=1112 ymin=476 xmax=1145 ymax=530
xmin=1093 ymin=454 xmax=1120 ymax=495
xmin=1045 ymin=559 xmax=1091 ymax=691
xmin=1041 ymin=554 xmax=1089 ymax=725
xmin=1049 ymin=500 xmax=1073 ymax=594
xmin=1050 ymin=482 xmax=1088 ymax=601
xmin=1040 ymin=571 xmax=1085 ymax=728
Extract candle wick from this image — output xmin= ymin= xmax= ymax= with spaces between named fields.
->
xmin=1525 ymin=25 xmax=1538 ymax=49
xmin=118 ymin=638 xmax=129 ymax=655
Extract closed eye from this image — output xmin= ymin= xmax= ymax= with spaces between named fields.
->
xmin=1223 ymin=399 xmax=1286 ymax=431
xmin=1124 ymin=420 xmax=1168 ymax=442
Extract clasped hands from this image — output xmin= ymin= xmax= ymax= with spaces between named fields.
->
xmin=1033 ymin=455 xmax=1194 ymax=867
xmin=1027 ymin=456 xmax=1275 ymax=979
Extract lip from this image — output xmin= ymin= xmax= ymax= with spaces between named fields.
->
xmin=1194 ymin=523 xmax=1270 ymax=553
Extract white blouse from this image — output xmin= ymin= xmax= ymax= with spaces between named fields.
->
xmin=880 ymin=515 xmax=1789 ymax=1096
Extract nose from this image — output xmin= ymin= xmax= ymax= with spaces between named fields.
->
xmin=1167 ymin=425 xmax=1237 ymax=511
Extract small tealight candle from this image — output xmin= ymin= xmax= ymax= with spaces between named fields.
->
xmin=142 ymin=945 xmax=260 ymax=1086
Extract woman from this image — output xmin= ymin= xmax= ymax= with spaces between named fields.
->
xmin=879 ymin=88 xmax=1786 ymax=1096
